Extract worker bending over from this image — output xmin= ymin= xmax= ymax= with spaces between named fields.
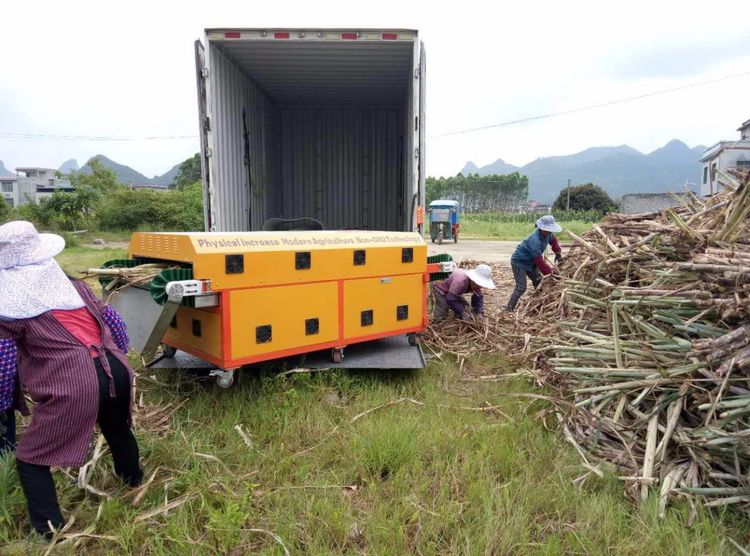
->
xmin=505 ymin=215 xmax=563 ymax=312
xmin=433 ymin=264 xmax=496 ymax=321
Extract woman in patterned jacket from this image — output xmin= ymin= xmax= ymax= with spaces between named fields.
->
xmin=0 ymin=221 xmax=142 ymax=538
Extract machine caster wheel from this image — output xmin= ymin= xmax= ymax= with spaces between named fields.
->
xmin=408 ymin=333 xmax=420 ymax=346
xmin=210 ymin=369 xmax=235 ymax=389
xmin=331 ymin=348 xmax=344 ymax=363
xmin=163 ymin=345 xmax=177 ymax=358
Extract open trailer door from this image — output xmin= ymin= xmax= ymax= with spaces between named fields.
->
xmin=194 ymin=39 xmax=214 ymax=232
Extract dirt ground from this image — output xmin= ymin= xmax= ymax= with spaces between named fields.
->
xmin=427 ymin=239 xmax=517 ymax=263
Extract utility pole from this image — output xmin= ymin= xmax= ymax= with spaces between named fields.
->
xmin=566 ymin=179 xmax=571 ymax=211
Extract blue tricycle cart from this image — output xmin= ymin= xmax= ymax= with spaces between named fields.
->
xmin=428 ymin=200 xmax=460 ymax=244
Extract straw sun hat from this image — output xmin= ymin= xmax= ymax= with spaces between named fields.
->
xmin=0 ymin=221 xmax=84 ymax=319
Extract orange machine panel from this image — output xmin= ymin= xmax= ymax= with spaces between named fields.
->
xmin=228 ymin=282 xmax=339 ymax=360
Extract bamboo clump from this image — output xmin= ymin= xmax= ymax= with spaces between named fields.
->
xmin=520 ymin=171 xmax=750 ymax=516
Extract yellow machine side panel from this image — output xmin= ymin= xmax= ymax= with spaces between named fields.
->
xmin=194 ymin=245 xmax=428 ymax=291
xmin=164 ymin=307 xmax=223 ymax=360
xmin=229 ymin=283 xmax=339 ymax=359
xmin=343 ymin=274 xmax=424 ymax=338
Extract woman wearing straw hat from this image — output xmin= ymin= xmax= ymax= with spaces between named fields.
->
xmin=0 ymin=221 xmax=142 ymax=538
xmin=432 ymin=264 xmax=496 ymax=322
xmin=505 ymin=215 xmax=564 ymax=312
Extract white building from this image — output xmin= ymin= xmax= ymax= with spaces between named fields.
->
xmin=700 ymin=118 xmax=750 ymax=196
xmin=1 ymin=167 xmax=73 ymax=207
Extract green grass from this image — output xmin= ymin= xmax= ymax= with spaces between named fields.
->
xmin=460 ymin=219 xmax=595 ymax=241
xmin=56 ymin=246 xmax=128 ymax=277
xmin=1 ymin=247 xmax=747 ymax=553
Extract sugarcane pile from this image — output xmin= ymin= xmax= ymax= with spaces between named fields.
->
xmin=522 ymin=171 xmax=750 ymax=516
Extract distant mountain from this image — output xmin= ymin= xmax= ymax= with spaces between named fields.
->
xmin=150 ymin=162 xmax=181 ymax=186
xmin=58 ymin=159 xmax=79 ymax=174
xmin=462 ymin=158 xmax=519 ymax=176
xmin=78 ymin=154 xmax=151 ymax=184
xmin=0 ymin=160 xmax=12 ymax=177
xmin=462 ymin=140 xmax=706 ymax=202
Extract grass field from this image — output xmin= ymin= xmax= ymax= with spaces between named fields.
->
xmin=460 ymin=219 xmax=595 ymax=241
xmin=0 ymin=248 xmax=747 ymax=554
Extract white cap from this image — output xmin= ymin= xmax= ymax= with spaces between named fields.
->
xmin=466 ymin=264 xmax=496 ymax=289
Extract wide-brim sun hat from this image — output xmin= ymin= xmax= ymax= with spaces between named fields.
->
xmin=0 ymin=221 xmax=84 ymax=319
xmin=536 ymin=214 xmax=562 ymax=233
xmin=466 ymin=264 xmax=496 ymax=289
xmin=0 ymin=221 xmax=66 ymax=270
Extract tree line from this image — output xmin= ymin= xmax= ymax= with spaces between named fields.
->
xmin=0 ymin=156 xmax=204 ymax=233
xmin=427 ymin=173 xmax=618 ymax=214
xmin=426 ymin=173 xmax=529 ymax=212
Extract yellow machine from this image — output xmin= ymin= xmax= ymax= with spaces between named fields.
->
xmin=104 ymin=231 xmax=451 ymax=386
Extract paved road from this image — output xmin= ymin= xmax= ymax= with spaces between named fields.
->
xmin=427 ymin=239 xmax=517 ymax=263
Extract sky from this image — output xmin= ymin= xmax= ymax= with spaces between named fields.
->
xmin=1 ymin=0 xmax=749 ymax=178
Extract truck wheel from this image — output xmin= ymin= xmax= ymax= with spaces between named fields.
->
xmin=332 ymin=348 xmax=343 ymax=364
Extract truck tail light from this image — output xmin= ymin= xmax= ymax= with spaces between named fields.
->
xmin=224 ymin=32 xmax=240 ymax=39
xmin=382 ymin=33 xmax=398 ymax=40
xmin=341 ymin=33 xmax=358 ymax=40
xmin=274 ymin=32 xmax=290 ymax=39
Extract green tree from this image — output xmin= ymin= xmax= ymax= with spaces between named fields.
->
xmin=173 ymin=154 xmax=201 ymax=190
xmin=426 ymin=173 xmax=529 ymax=211
xmin=552 ymin=183 xmax=617 ymax=213
xmin=0 ymin=197 xmax=11 ymax=223
xmin=42 ymin=186 xmax=101 ymax=230
xmin=68 ymin=159 xmax=121 ymax=192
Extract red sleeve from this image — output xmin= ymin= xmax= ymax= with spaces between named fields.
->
xmin=533 ymin=256 xmax=553 ymax=275
xmin=550 ymin=235 xmax=562 ymax=255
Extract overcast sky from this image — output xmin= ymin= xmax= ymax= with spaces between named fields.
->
xmin=1 ymin=0 xmax=749 ymax=178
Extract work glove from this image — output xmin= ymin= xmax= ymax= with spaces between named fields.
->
xmin=0 ymin=410 xmax=8 ymax=438
xmin=555 ymin=253 xmax=564 ymax=264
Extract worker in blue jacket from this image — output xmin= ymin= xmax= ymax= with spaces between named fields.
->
xmin=505 ymin=215 xmax=563 ymax=311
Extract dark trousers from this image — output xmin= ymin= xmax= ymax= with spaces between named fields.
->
xmin=506 ymin=264 xmax=541 ymax=311
xmin=17 ymin=352 xmax=142 ymax=537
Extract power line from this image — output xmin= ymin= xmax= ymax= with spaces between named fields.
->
xmin=431 ymin=69 xmax=750 ymax=138
xmin=0 ymin=132 xmax=197 ymax=141
xmin=3 ymin=69 xmax=748 ymax=142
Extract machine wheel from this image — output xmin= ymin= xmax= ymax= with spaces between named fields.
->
xmin=163 ymin=345 xmax=177 ymax=358
xmin=408 ymin=333 xmax=421 ymax=347
xmin=216 ymin=370 xmax=235 ymax=389
xmin=331 ymin=348 xmax=343 ymax=364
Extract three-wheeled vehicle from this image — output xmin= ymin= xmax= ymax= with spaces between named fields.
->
xmin=428 ymin=200 xmax=460 ymax=244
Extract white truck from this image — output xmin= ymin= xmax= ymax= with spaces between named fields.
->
xmin=194 ymin=28 xmax=426 ymax=233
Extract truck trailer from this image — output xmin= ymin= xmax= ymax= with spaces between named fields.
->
xmin=194 ymin=28 xmax=426 ymax=233
xmin=97 ymin=30 xmax=444 ymax=385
